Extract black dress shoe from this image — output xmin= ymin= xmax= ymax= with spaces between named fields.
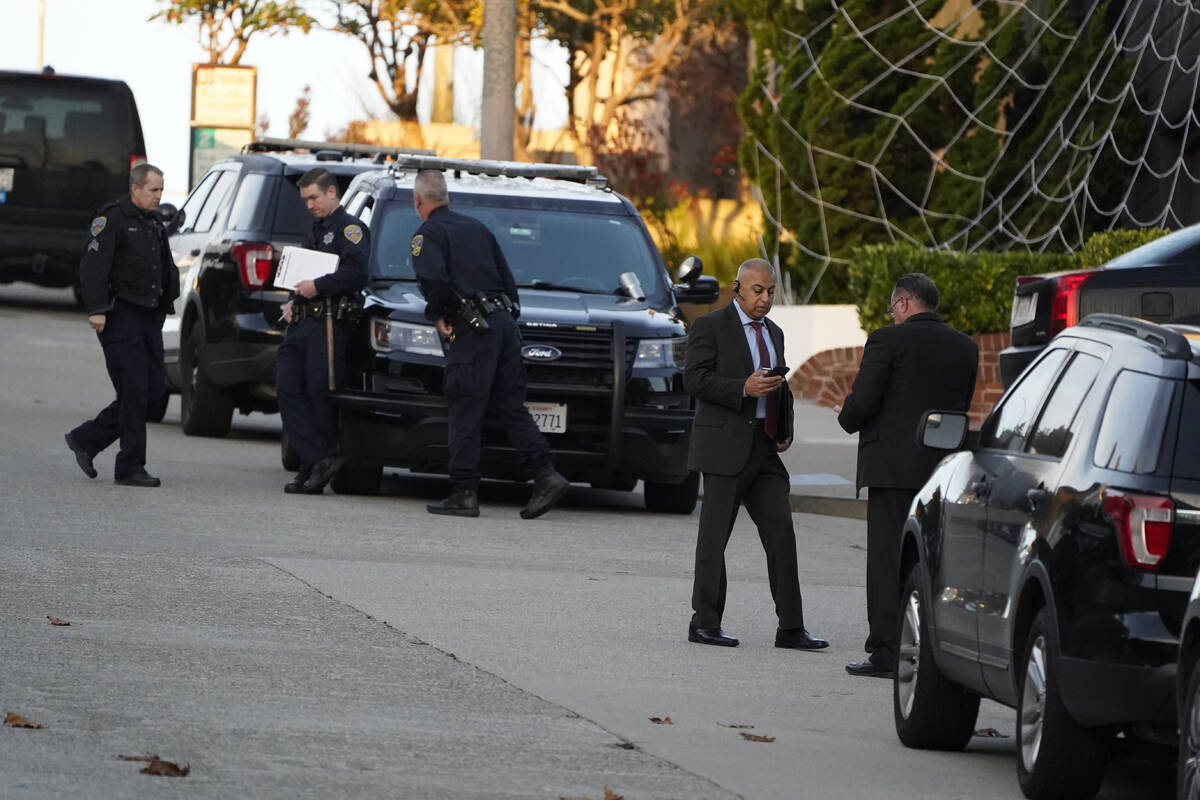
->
xmin=64 ymin=433 xmax=97 ymax=479
xmin=845 ymin=659 xmax=895 ymax=679
xmin=427 ymin=489 xmax=480 ymax=517
xmin=688 ymin=625 xmax=739 ymax=647
xmin=284 ymin=470 xmax=311 ymax=494
xmin=520 ymin=468 xmax=569 ymax=519
xmin=775 ymin=628 xmax=830 ymax=650
xmin=114 ymin=471 xmax=161 ymax=488
xmin=301 ymin=456 xmax=345 ymax=494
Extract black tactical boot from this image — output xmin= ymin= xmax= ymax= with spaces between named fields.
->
xmin=427 ymin=488 xmax=480 ymax=517
xmin=520 ymin=469 xmax=569 ymax=519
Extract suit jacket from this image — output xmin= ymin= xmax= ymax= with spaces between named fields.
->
xmin=838 ymin=312 xmax=978 ymax=492
xmin=685 ymin=302 xmax=795 ymax=476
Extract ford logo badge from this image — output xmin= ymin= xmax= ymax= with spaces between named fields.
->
xmin=522 ymin=345 xmax=562 ymax=362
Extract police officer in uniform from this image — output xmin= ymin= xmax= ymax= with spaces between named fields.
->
xmin=277 ymin=168 xmax=368 ymax=494
xmin=410 ymin=169 xmax=569 ymax=518
xmin=65 ymin=163 xmax=179 ymax=487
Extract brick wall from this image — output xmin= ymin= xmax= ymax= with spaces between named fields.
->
xmin=789 ymin=331 xmax=1010 ymax=425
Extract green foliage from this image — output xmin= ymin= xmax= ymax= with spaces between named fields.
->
xmin=151 ymin=0 xmax=315 ymax=64
xmin=1076 ymin=227 xmax=1171 ymax=268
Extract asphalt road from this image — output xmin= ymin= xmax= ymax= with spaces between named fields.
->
xmin=0 ymin=284 xmax=1176 ymax=799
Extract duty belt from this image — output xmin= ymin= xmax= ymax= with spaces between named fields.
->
xmin=291 ymin=296 xmax=362 ymax=323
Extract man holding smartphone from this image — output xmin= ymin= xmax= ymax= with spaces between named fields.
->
xmin=682 ymin=258 xmax=828 ymax=651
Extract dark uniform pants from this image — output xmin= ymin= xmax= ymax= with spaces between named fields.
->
xmin=443 ymin=312 xmax=551 ymax=490
xmin=276 ymin=318 xmax=346 ymax=470
xmin=690 ymin=428 xmax=805 ymax=630
xmin=70 ymin=301 xmax=166 ymax=478
xmin=864 ymin=487 xmax=917 ymax=665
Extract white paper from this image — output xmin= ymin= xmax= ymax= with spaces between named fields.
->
xmin=274 ymin=246 xmax=339 ymax=289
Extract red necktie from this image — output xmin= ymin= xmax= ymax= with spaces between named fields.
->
xmin=750 ymin=320 xmax=779 ymax=440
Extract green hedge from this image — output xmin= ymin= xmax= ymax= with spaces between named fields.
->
xmin=848 ymin=228 xmax=1172 ymax=335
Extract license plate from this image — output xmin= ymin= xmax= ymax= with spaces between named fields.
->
xmin=0 ymin=167 xmax=12 ymax=192
xmin=1011 ymin=293 xmax=1037 ymax=328
xmin=526 ymin=402 xmax=567 ymax=433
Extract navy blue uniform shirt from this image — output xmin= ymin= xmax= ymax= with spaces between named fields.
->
xmin=80 ymin=195 xmax=180 ymax=316
xmin=409 ymin=206 xmax=518 ymax=324
xmin=301 ymin=205 xmax=369 ymax=297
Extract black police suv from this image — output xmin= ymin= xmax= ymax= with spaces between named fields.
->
xmin=327 ymin=155 xmax=719 ymax=513
xmin=1000 ymin=223 xmax=1200 ymax=387
xmin=892 ymin=314 xmax=1200 ymax=800
xmin=0 ymin=69 xmax=146 ymax=297
xmin=163 ymin=139 xmax=425 ymax=437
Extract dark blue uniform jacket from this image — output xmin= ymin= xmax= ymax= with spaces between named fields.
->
xmin=409 ymin=206 xmax=518 ymax=323
xmin=302 ymin=205 xmax=369 ymax=298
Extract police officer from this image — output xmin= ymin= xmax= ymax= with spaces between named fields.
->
xmin=410 ymin=169 xmax=569 ymax=518
xmin=277 ymin=168 xmax=368 ymax=494
xmin=64 ymin=163 xmax=179 ymax=487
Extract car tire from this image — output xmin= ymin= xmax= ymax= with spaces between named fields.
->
xmin=1179 ymin=660 xmax=1200 ymax=800
xmin=893 ymin=564 xmax=980 ymax=750
xmin=644 ymin=471 xmax=699 ymax=514
xmin=330 ymin=462 xmax=382 ymax=495
xmin=1016 ymin=608 xmax=1110 ymax=800
xmin=180 ymin=324 xmax=233 ymax=437
xmin=280 ymin=430 xmax=300 ymax=472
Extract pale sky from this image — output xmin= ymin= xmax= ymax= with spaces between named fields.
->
xmin=3 ymin=0 xmax=569 ymax=201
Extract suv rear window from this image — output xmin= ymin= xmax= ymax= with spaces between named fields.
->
xmin=1173 ymin=379 xmax=1200 ymax=479
xmin=0 ymin=79 xmax=128 ymax=171
xmin=1094 ymin=370 xmax=1176 ymax=474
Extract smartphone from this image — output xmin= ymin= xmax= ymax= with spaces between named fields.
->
xmin=763 ymin=365 xmax=788 ymax=378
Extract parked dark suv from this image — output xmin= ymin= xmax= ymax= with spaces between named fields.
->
xmin=0 ymin=69 xmax=147 ymax=297
xmin=999 ymin=223 xmax=1200 ymax=387
xmin=327 ymin=156 xmax=719 ymax=512
xmin=164 ymin=139 xmax=425 ymax=436
xmin=893 ymin=314 xmax=1200 ymax=800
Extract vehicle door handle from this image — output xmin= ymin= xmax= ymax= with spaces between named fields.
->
xmin=190 ymin=248 xmax=201 ymax=257
xmin=1026 ymin=487 xmax=1048 ymax=511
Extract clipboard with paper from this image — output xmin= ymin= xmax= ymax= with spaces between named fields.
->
xmin=274 ymin=246 xmax=339 ymax=289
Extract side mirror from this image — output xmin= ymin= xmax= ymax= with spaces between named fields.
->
xmin=918 ymin=410 xmax=969 ymax=451
xmin=674 ymin=275 xmax=719 ymax=305
xmin=157 ymin=203 xmax=181 ymax=233
xmin=676 ymin=255 xmax=702 ymax=285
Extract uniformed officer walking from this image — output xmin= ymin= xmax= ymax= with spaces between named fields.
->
xmin=64 ymin=163 xmax=179 ymax=487
xmin=410 ymin=169 xmax=570 ymax=518
xmin=276 ymin=168 xmax=368 ymax=494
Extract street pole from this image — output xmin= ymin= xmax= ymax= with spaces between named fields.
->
xmin=37 ymin=0 xmax=46 ymax=70
xmin=480 ymin=0 xmax=516 ymax=161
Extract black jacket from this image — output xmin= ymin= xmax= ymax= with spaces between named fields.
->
xmin=684 ymin=302 xmax=794 ymax=476
xmin=838 ymin=311 xmax=979 ymax=492
xmin=302 ymin=205 xmax=369 ymax=298
xmin=79 ymin=195 xmax=179 ymax=316
xmin=410 ymin=206 xmax=518 ymax=324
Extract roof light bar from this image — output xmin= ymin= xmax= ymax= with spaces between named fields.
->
xmin=387 ymin=155 xmax=608 ymax=187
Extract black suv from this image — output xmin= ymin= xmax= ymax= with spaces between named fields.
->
xmin=0 ymin=70 xmax=147 ymax=297
xmin=893 ymin=314 xmax=1200 ymax=800
xmin=327 ymin=156 xmax=719 ymax=512
xmin=164 ymin=139 xmax=424 ymax=436
xmin=1000 ymin=224 xmax=1200 ymax=387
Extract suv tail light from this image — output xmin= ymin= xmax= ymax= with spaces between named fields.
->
xmin=1048 ymin=271 xmax=1096 ymax=337
xmin=1103 ymin=490 xmax=1173 ymax=571
xmin=231 ymin=241 xmax=274 ymax=288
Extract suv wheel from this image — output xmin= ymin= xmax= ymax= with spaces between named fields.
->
xmin=644 ymin=471 xmax=699 ymax=514
xmin=1180 ymin=662 xmax=1200 ymax=800
xmin=180 ymin=325 xmax=234 ymax=437
xmin=280 ymin=430 xmax=300 ymax=472
xmin=893 ymin=564 xmax=979 ymax=750
xmin=1016 ymin=608 xmax=1110 ymax=800
xmin=330 ymin=462 xmax=382 ymax=495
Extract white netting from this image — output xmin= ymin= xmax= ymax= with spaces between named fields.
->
xmin=746 ymin=0 xmax=1200 ymax=300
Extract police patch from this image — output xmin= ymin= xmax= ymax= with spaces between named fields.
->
xmin=410 ymin=234 xmax=423 ymax=257
xmin=322 ymin=231 xmax=334 ymax=246
xmin=344 ymin=224 xmax=363 ymax=245
xmin=90 ymin=216 xmax=107 ymax=237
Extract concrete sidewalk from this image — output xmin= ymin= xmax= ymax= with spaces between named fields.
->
xmin=781 ymin=399 xmax=865 ymax=520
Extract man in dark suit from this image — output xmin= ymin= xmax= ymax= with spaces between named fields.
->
xmin=684 ymin=258 xmax=828 ymax=651
xmin=837 ymin=273 xmax=978 ymax=677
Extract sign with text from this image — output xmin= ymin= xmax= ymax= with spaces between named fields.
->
xmin=191 ymin=64 xmax=257 ymax=129
xmin=189 ymin=127 xmax=254 ymax=189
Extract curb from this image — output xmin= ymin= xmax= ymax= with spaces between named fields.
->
xmin=789 ymin=493 xmax=867 ymax=520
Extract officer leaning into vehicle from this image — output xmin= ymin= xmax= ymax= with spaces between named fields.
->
xmin=65 ymin=163 xmax=179 ymax=487
xmin=276 ymin=168 xmax=368 ymax=495
xmin=410 ymin=168 xmax=570 ymax=519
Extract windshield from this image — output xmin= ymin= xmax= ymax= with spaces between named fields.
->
xmin=370 ymin=194 xmax=664 ymax=297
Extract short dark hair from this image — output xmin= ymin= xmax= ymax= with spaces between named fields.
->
xmin=298 ymin=168 xmax=337 ymax=193
xmin=129 ymin=163 xmax=163 ymax=187
xmin=893 ymin=272 xmax=939 ymax=311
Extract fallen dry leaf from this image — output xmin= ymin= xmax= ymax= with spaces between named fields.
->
xmin=118 ymin=754 xmax=159 ymax=762
xmin=46 ymin=616 xmax=70 ymax=626
xmin=648 ymin=716 xmax=672 ymax=724
xmin=718 ymin=722 xmax=754 ymax=729
xmin=140 ymin=758 xmax=189 ymax=777
xmin=4 ymin=711 xmax=43 ymax=729
xmin=974 ymin=727 xmax=1008 ymax=738
xmin=740 ymin=732 xmax=776 ymax=743
xmin=604 ymin=789 xmax=624 ymax=800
